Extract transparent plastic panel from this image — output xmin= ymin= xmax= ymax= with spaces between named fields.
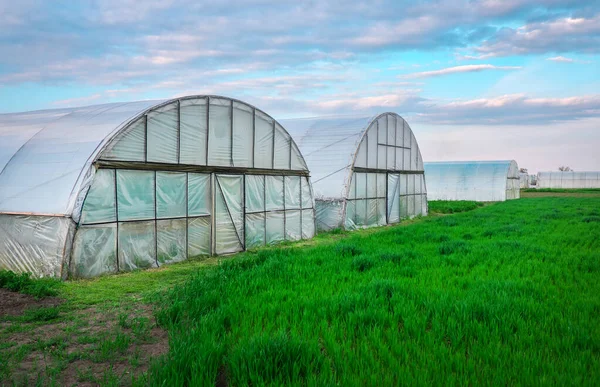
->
xmin=302 ymin=209 xmax=315 ymax=239
xmin=273 ymin=124 xmax=291 ymax=170
xmin=208 ymin=100 xmax=232 ymax=166
xmin=245 ymin=175 xmax=265 ymax=213
xmin=232 ymin=103 xmax=253 ymax=167
xmin=355 ymin=199 xmax=367 ymax=226
xmin=387 ymin=144 xmax=395 ymax=170
xmin=102 ymin=118 xmax=146 ymax=161
xmin=147 ymin=102 xmax=178 ymax=163
xmin=180 ymin=98 xmax=207 ymax=165
xmin=285 ymin=210 xmax=301 ymax=241
xmin=395 ymin=147 xmax=404 ymax=170
xmin=254 ymin=111 xmax=273 ymax=169
xmin=156 ymin=172 xmax=186 ymax=219
xmin=403 ymin=146 xmax=411 ymax=171
xmin=245 ymin=213 xmax=265 ymax=248
xmin=407 ymin=195 xmax=415 ymax=218
xmin=266 ymin=212 xmax=285 ymax=244
xmin=396 ymin=118 xmax=404 ymax=148
xmin=284 ymin=176 xmax=301 ymax=210
xmin=387 ymin=174 xmax=400 ymax=224
xmin=403 ymin=123 xmax=411 ymax=148
xmin=316 ymin=200 xmax=343 ymax=231
xmin=188 ymin=173 xmax=210 ymax=216
xmin=377 ymin=145 xmax=386 ymax=170
xmin=188 ymin=216 xmax=210 ymax=257
xmin=265 ymin=175 xmax=284 ymax=211
xmin=410 ymin=134 xmax=418 ymax=171
xmin=116 ymin=170 xmax=155 ymax=221
xmin=414 ymin=195 xmax=422 ymax=217
xmin=215 ymin=175 xmax=243 ymax=254
xmin=301 ymin=177 xmax=312 ymax=209
xmin=408 ymin=174 xmax=416 ymax=195
xmin=344 ymin=200 xmax=356 ymax=230
xmin=348 ymin=173 xmax=357 ymax=200
xmin=367 ymin=127 xmax=377 ymax=169
xmin=157 ymin=218 xmax=186 ymax=266
xmin=399 ymin=174 xmax=408 ymax=196
xmin=376 ymin=173 xmax=386 ymax=198
xmin=367 ymin=173 xmax=377 ymax=198
xmin=290 ymin=142 xmax=307 ymax=171
xmin=400 ymin=195 xmax=408 ymax=219
xmin=354 ymin=140 xmax=367 ymax=168
xmin=354 ymin=173 xmax=367 ymax=199
xmin=71 ymin=224 xmax=117 ymax=278
xmin=80 ymin=169 xmax=116 ymax=225
xmin=217 ymin=175 xmax=243 ymax=239
xmin=367 ymin=198 xmax=378 ymax=226
xmin=421 ymin=194 xmax=428 ymax=215
xmin=118 ymin=220 xmax=156 ymax=271
xmin=377 ymin=198 xmax=386 ymax=226
xmin=386 ymin=115 xmax=395 ymax=145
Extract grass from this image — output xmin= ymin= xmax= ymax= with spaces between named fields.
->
xmin=146 ymin=197 xmax=600 ymax=385
xmin=1 ymin=196 xmax=599 ymax=385
xmin=0 ymin=270 xmax=62 ymax=299
xmin=427 ymin=200 xmax=485 ymax=214
xmin=522 ymin=188 xmax=600 ymax=193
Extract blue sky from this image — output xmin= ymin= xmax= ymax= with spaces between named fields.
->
xmin=1 ymin=0 xmax=599 ymax=172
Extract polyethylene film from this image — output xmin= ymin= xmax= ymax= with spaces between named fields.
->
xmin=285 ymin=210 xmax=301 ymax=241
xmin=188 ymin=173 xmax=210 ymax=216
xmin=315 ymin=201 xmax=343 ymax=231
xmin=0 ymin=215 xmax=74 ymax=278
xmin=188 ymin=217 xmax=210 ymax=257
xmin=71 ymin=224 xmax=117 ymax=278
xmin=147 ymin=103 xmax=178 ymax=163
xmin=245 ymin=175 xmax=265 ymax=213
xmin=265 ymin=176 xmax=284 ymax=211
xmin=266 ymin=212 xmax=285 ymax=244
xmin=117 ymin=220 xmax=157 ymax=271
xmin=208 ymin=102 xmax=232 ymax=167
xmin=157 ymin=219 xmax=186 ymax=265
xmin=102 ymin=118 xmax=146 ymax=161
xmin=245 ymin=213 xmax=266 ymax=248
xmin=233 ymin=103 xmax=253 ymax=167
xmin=302 ymin=209 xmax=315 ymax=239
xmin=285 ymin=176 xmax=301 ymax=210
xmin=254 ymin=111 xmax=273 ymax=169
xmin=156 ymin=172 xmax=186 ymax=219
xmin=80 ymin=169 xmax=116 ymax=224
xmin=116 ymin=170 xmax=155 ymax=221
xmin=180 ymin=98 xmax=207 ymax=165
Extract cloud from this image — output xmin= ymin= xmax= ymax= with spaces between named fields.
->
xmin=474 ymin=14 xmax=600 ymax=57
xmin=546 ymin=56 xmax=592 ymax=64
xmin=402 ymin=64 xmax=521 ymax=78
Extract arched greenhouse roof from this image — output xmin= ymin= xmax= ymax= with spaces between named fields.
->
xmin=0 ymin=96 xmax=308 ymax=217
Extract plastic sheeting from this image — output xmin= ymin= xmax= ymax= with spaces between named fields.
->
xmin=0 ymin=95 xmax=314 ymax=278
xmin=519 ymin=172 xmax=530 ymax=189
xmin=424 ymin=160 xmax=520 ymax=202
xmin=282 ymin=113 xmax=426 ymax=231
xmin=0 ymin=214 xmax=74 ymax=278
xmin=536 ymin=171 xmax=600 ymax=189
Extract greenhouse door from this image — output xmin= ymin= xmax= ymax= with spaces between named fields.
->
xmin=214 ymin=174 xmax=244 ymax=255
xmin=387 ymin=173 xmax=400 ymax=224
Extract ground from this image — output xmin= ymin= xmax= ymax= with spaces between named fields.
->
xmin=1 ymin=190 xmax=599 ymax=385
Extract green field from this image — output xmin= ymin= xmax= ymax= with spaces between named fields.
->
xmin=1 ymin=196 xmax=599 ymax=385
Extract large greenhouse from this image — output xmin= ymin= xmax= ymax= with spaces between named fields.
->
xmin=0 ymin=96 xmax=315 ymax=278
xmin=536 ymin=171 xmax=600 ymax=189
xmin=424 ymin=160 xmax=520 ymax=201
xmin=282 ymin=113 xmax=427 ymax=231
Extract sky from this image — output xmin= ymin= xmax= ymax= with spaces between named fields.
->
xmin=0 ymin=0 xmax=599 ymax=173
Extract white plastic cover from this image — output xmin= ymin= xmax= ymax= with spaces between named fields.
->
xmin=424 ymin=160 xmax=520 ymax=201
xmin=0 ymin=96 xmax=314 ymax=278
xmin=536 ymin=171 xmax=600 ymax=189
xmin=283 ymin=113 xmax=426 ymax=231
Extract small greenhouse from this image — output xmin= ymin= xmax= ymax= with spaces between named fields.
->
xmin=536 ymin=172 xmax=600 ymax=189
xmin=0 ymin=96 xmax=315 ymax=278
xmin=424 ymin=161 xmax=520 ymax=202
xmin=282 ymin=113 xmax=427 ymax=231
xmin=519 ymin=172 xmax=530 ymax=189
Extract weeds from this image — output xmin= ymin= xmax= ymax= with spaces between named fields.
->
xmin=0 ymin=270 xmax=61 ymax=298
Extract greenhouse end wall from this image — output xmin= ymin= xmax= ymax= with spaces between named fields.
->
xmin=536 ymin=172 xmax=600 ymax=189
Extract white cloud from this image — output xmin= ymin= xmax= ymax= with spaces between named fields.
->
xmin=402 ymin=64 xmax=521 ymax=78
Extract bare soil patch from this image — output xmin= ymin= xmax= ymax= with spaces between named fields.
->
xmin=0 ymin=288 xmax=63 ymax=317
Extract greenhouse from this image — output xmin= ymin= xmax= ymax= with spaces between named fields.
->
xmin=519 ymin=172 xmax=530 ymax=188
xmin=0 ymin=96 xmax=315 ymax=278
xmin=536 ymin=171 xmax=600 ymax=189
xmin=282 ymin=113 xmax=427 ymax=231
xmin=424 ymin=160 xmax=520 ymax=202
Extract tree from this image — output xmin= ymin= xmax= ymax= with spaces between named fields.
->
xmin=558 ymin=166 xmax=573 ymax=172
xmin=519 ymin=168 xmax=528 ymax=173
